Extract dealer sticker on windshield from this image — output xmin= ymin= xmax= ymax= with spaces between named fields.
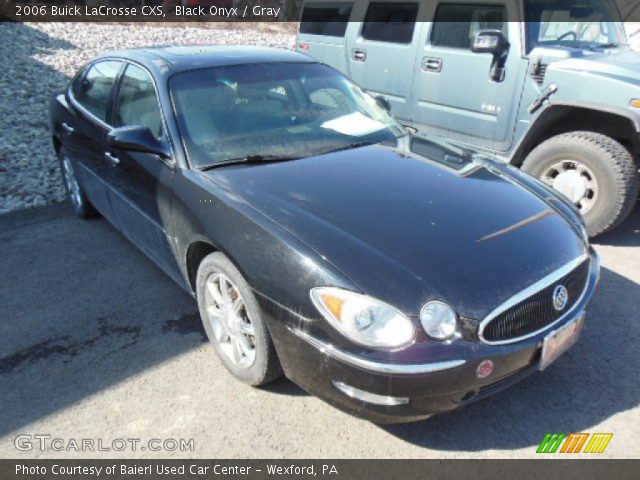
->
xmin=539 ymin=313 xmax=585 ymax=371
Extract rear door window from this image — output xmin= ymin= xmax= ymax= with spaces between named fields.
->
xmin=113 ymin=64 xmax=163 ymax=139
xmin=431 ymin=3 xmax=507 ymax=49
xmin=300 ymin=2 xmax=353 ymax=36
xmin=362 ymin=2 xmax=419 ymax=44
xmin=72 ymin=60 xmax=122 ymax=123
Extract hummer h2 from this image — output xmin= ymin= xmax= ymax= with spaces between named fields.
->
xmin=296 ymin=0 xmax=640 ymax=235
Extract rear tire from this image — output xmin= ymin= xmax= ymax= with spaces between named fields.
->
xmin=196 ymin=252 xmax=282 ymax=386
xmin=58 ymin=148 xmax=97 ymax=219
xmin=521 ymin=131 xmax=639 ymax=237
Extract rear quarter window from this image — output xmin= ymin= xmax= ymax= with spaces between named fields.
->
xmin=361 ymin=2 xmax=419 ymax=44
xmin=299 ymin=3 xmax=353 ymax=37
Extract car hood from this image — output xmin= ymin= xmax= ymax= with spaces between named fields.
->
xmin=203 ymin=143 xmax=586 ymax=320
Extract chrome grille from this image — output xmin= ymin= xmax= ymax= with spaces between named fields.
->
xmin=481 ymin=259 xmax=590 ymax=343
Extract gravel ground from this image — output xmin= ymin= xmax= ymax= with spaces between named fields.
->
xmin=0 ymin=22 xmax=295 ymax=214
xmin=0 ymin=22 xmax=638 ymax=214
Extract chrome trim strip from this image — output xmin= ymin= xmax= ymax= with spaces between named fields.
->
xmin=478 ymin=253 xmax=594 ymax=345
xmin=289 ymin=327 xmax=466 ymax=375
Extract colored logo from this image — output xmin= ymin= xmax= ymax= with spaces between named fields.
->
xmin=476 ymin=359 xmax=494 ymax=378
xmin=537 ymin=433 xmax=613 ymax=454
xmin=552 ymin=285 xmax=569 ymax=311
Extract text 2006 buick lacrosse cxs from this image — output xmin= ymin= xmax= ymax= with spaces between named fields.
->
xmin=50 ymin=46 xmax=599 ymax=423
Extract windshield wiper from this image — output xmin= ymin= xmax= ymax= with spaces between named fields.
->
xmin=315 ymin=140 xmax=378 ymax=156
xmin=197 ymin=154 xmax=301 ymax=171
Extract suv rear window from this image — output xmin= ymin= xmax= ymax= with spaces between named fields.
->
xmin=431 ymin=3 xmax=507 ymax=49
xmin=299 ymin=3 xmax=353 ymax=37
xmin=362 ymin=3 xmax=419 ymax=44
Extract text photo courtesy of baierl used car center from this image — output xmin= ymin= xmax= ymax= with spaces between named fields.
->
xmin=0 ymin=0 xmax=639 ymax=464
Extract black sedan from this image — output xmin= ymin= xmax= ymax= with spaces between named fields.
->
xmin=50 ymin=46 xmax=600 ymax=423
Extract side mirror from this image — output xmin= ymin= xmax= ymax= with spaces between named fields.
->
xmin=108 ymin=125 xmax=171 ymax=159
xmin=472 ymin=30 xmax=506 ymax=55
xmin=375 ymin=95 xmax=391 ymax=113
xmin=472 ymin=30 xmax=508 ymax=82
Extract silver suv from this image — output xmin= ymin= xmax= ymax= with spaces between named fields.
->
xmin=296 ymin=0 xmax=640 ymax=235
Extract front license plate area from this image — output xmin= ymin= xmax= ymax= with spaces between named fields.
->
xmin=539 ymin=313 xmax=584 ymax=371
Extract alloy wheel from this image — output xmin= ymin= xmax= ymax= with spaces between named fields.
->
xmin=61 ymin=155 xmax=82 ymax=210
xmin=203 ymin=272 xmax=256 ymax=368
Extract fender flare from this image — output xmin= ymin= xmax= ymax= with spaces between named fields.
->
xmin=511 ymin=100 xmax=640 ymax=164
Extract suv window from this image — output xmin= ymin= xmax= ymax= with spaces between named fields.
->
xmin=300 ymin=3 xmax=353 ymax=36
xmin=362 ymin=3 xmax=419 ymax=44
xmin=72 ymin=60 xmax=122 ymax=123
xmin=113 ymin=64 xmax=163 ymax=139
xmin=431 ymin=3 xmax=507 ymax=49
xmin=524 ymin=0 xmax=619 ymax=52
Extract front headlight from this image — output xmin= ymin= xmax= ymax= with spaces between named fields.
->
xmin=310 ymin=287 xmax=415 ymax=349
xmin=420 ymin=301 xmax=458 ymax=340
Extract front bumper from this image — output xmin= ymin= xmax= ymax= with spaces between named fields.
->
xmin=258 ymin=250 xmax=600 ymax=423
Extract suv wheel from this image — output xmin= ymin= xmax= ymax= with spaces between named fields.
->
xmin=196 ymin=252 xmax=283 ymax=386
xmin=521 ymin=131 xmax=639 ymax=237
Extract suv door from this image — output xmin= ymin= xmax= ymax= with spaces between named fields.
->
xmin=412 ymin=1 xmax=526 ymax=152
xmin=107 ymin=62 xmax=178 ymax=276
xmin=344 ymin=1 xmax=423 ymax=121
xmin=66 ymin=60 xmax=123 ymax=221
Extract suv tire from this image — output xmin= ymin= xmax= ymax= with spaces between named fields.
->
xmin=521 ymin=131 xmax=638 ymax=236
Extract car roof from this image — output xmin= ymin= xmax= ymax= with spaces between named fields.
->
xmin=96 ymin=45 xmax=315 ymax=75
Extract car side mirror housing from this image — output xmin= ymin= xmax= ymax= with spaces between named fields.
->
xmin=472 ymin=30 xmax=506 ymax=55
xmin=108 ymin=125 xmax=171 ymax=159
xmin=472 ymin=30 xmax=508 ymax=82
xmin=375 ymin=95 xmax=391 ymax=113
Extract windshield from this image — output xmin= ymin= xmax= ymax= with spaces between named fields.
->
xmin=170 ymin=62 xmax=405 ymax=169
xmin=524 ymin=0 xmax=623 ymax=52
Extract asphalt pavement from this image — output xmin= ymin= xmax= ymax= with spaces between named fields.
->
xmin=0 ymin=203 xmax=638 ymax=458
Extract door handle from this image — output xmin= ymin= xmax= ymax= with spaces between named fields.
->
xmin=61 ymin=122 xmax=75 ymax=134
xmin=104 ymin=152 xmax=120 ymax=167
xmin=422 ymin=57 xmax=443 ymax=73
xmin=351 ymin=48 xmax=366 ymax=62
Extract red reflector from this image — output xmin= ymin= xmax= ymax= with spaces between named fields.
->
xmin=298 ymin=43 xmax=310 ymax=51
xmin=476 ymin=360 xmax=494 ymax=379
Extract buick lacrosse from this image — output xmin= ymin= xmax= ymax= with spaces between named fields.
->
xmin=50 ymin=46 xmax=599 ymax=422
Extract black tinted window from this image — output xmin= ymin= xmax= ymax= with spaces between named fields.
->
xmin=431 ymin=3 xmax=507 ymax=49
xmin=362 ymin=3 xmax=418 ymax=44
xmin=300 ymin=3 xmax=353 ymax=36
xmin=114 ymin=64 xmax=163 ymax=139
xmin=72 ymin=60 xmax=121 ymax=122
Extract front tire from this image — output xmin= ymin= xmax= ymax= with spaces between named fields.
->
xmin=521 ymin=131 xmax=639 ymax=236
xmin=58 ymin=148 xmax=97 ymax=218
xmin=196 ymin=252 xmax=282 ymax=386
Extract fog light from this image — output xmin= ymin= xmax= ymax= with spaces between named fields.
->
xmin=332 ymin=381 xmax=409 ymax=406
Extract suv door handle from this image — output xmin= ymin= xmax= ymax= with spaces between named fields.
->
xmin=422 ymin=57 xmax=443 ymax=73
xmin=351 ymin=48 xmax=366 ymax=62
xmin=104 ymin=152 xmax=120 ymax=167
xmin=61 ymin=122 xmax=75 ymax=134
